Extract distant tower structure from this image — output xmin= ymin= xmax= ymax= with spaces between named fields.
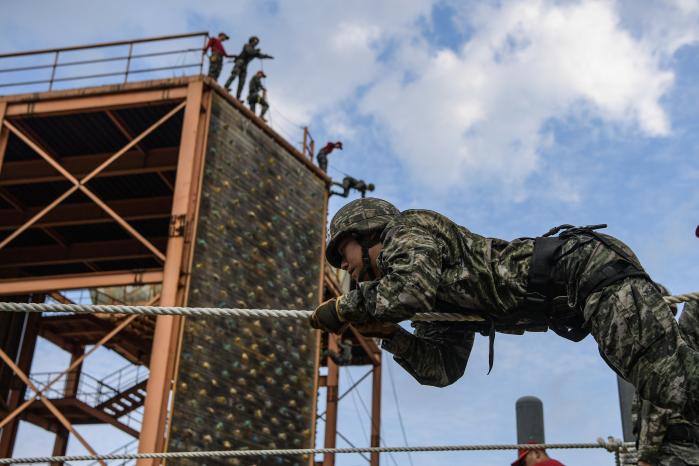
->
xmin=0 ymin=33 xmax=379 ymax=466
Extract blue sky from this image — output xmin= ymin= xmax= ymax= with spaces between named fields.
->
xmin=2 ymin=1 xmax=699 ymax=465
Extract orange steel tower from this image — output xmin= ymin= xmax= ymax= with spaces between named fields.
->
xmin=0 ymin=33 xmax=383 ymax=466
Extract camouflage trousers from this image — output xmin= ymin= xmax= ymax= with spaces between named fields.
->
xmin=224 ymin=60 xmax=247 ymax=99
xmin=317 ymin=153 xmax=328 ymax=172
xmin=654 ymin=443 xmax=699 ymax=465
xmin=584 ymin=277 xmax=699 ymax=422
xmin=549 ymin=233 xmax=699 ymax=421
xmin=207 ymin=54 xmax=223 ymax=80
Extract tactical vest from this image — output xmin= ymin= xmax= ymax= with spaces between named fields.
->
xmin=438 ymin=224 xmax=652 ymax=372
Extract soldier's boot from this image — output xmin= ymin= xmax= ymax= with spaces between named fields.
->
xmin=584 ymin=277 xmax=699 ymax=420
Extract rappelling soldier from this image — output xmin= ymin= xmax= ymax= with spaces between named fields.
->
xmin=634 ymin=298 xmax=699 ymax=466
xmin=247 ymin=70 xmax=269 ymax=122
xmin=202 ymin=32 xmax=233 ymax=81
xmin=316 ymin=141 xmax=343 ymax=172
xmin=309 ymin=197 xmax=699 ymax=421
xmin=225 ymin=36 xmax=274 ymax=100
xmin=331 ymin=176 xmax=375 ymax=199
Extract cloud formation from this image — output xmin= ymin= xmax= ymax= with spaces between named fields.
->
xmin=360 ymin=0 xmax=689 ymax=193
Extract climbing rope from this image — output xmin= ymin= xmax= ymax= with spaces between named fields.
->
xmin=0 ymin=290 xmax=696 ymax=321
xmin=0 ymin=440 xmax=635 ymax=464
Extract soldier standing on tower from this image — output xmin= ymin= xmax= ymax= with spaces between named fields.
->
xmin=247 ymin=70 xmax=269 ymax=122
xmin=225 ymin=36 xmax=273 ymax=100
xmin=202 ymin=32 xmax=233 ymax=81
xmin=316 ymin=141 xmax=343 ymax=172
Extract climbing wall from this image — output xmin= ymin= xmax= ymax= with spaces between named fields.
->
xmin=169 ymin=94 xmax=325 ymax=465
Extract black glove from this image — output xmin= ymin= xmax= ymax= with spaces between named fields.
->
xmin=309 ymin=298 xmax=346 ymax=333
xmin=353 ymin=322 xmax=400 ymax=339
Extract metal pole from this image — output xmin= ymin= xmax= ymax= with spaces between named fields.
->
xmin=48 ymin=51 xmax=60 ymax=91
xmin=124 ymin=43 xmax=133 ymax=84
xmin=137 ymin=81 xmax=204 ymax=466
xmin=303 ymin=127 xmax=309 ymax=158
xmin=322 ymin=334 xmax=340 ymax=466
xmin=370 ymin=352 xmax=382 ymax=466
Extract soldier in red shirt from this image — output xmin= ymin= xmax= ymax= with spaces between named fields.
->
xmin=511 ymin=448 xmax=565 ymax=466
xmin=203 ymin=32 xmax=233 ymax=81
xmin=316 ymin=141 xmax=343 ymax=172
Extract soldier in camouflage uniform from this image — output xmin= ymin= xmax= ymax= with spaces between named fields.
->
xmin=309 ymin=198 xmax=699 ymax=421
xmin=224 ymin=36 xmax=274 ymax=100
xmin=247 ymin=70 xmax=269 ymax=122
xmin=330 ymin=176 xmax=375 ymax=199
xmin=634 ymin=299 xmax=699 ymax=466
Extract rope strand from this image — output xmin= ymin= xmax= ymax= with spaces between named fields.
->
xmin=0 ymin=292 xmax=695 ymax=322
xmin=0 ymin=440 xmax=635 ymax=464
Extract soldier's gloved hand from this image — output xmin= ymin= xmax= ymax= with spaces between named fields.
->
xmin=309 ymin=298 xmax=346 ymax=334
xmin=353 ymin=322 xmax=400 ymax=339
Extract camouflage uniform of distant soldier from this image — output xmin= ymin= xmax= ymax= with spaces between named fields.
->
xmin=321 ymin=339 xmax=353 ymax=366
xmin=247 ymin=71 xmax=269 ymax=121
xmin=633 ymin=299 xmax=699 ymax=466
xmin=331 ymin=176 xmax=375 ymax=199
xmin=224 ymin=36 xmax=273 ymax=100
xmin=309 ymin=198 xmax=699 ymax=421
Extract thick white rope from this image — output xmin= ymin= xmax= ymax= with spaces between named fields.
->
xmin=0 ymin=291 xmax=696 ymax=322
xmin=0 ymin=440 xmax=634 ymax=464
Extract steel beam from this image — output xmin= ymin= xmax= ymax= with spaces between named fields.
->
xmin=4 ymin=85 xmax=189 ymax=117
xmin=0 ymin=348 xmax=107 ymax=465
xmin=138 ymin=81 xmax=204 ymax=465
xmin=0 ymin=310 xmax=39 ymax=458
xmin=0 ymin=102 xmax=7 ymax=175
xmin=0 ymin=237 xmax=168 ymax=268
xmin=322 ymin=334 xmax=340 ymax=466
xmin=0 ymin=270 xmax=162 ymax=295
xmin=0 ymin=147 xmax=177 ymax=186
xmin=0 ymin=196 xmax=172 ymax=230
xmin=51 ymin=346 xmax=84 ymax=466
xmin=370 ymin=353 xmax=382 ymax=466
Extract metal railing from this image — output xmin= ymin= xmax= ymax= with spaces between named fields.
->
xmin=0 ymin=32 xmax=208 ymax=93
xmin=27 ymin=362 xmax=148 ymax=430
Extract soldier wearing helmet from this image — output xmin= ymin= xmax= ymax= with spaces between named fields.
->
xmin=330 ymin=176 xmax=375 ymax=199
xmin=225 ymin=36 xmax=274 ymax=100
xmin=310 ymin=198 xmax=699 ymax=421
xmin=247 ymin=70 xmax=269 ymax=122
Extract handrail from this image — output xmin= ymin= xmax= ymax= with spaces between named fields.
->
xmin=0 ymin=32 xmax=208 ymax=59
xmin=0 ymin=32 xmax=209 ymax=93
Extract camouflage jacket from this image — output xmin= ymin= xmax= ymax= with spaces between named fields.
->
xmin=248 ymin=75 xmax=265 ymax=98
xmin=381 ymin=321 xmax=475 ymax=386
xmin=633 ymin=301 xmax=699 ymax=464
xmin=235 ymin=43 xmax=271 ymax=66
xmin=336 ymin=210 xmax=647 ymax=386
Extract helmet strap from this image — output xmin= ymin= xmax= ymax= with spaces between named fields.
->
xmin=357 ymin=235 xmax=378 ymax=282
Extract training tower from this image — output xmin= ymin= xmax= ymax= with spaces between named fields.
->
xmin=0 ymin=33 xmax=382 ymax=466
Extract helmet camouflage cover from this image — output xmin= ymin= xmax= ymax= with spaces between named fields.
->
xmin=326 ymin=198 xmax=400 ymax=267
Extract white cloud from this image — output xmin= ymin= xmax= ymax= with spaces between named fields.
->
xmin=359 ymin=0 xmax=686 ymax=195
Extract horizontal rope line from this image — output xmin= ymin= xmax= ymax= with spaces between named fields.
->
xmin=0 ymin=440 xmax=635 ymax=464
xmin=0 ymin=291 xmax=695 ymax=322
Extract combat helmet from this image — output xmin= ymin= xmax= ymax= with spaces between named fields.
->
xmin=326 ymin=198 xmax=399 ymax=268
